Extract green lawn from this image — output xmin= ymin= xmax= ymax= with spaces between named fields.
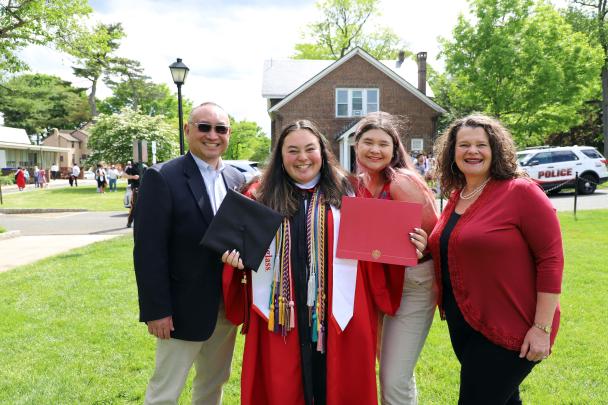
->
xmin=0 ymin=211 xmax=606 ymax=404
xmin=0 ymin=182 xmax=128 ymax=211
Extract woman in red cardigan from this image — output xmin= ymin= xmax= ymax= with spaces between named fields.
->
xmin=428 ymin=114 xmax=563 ymax=404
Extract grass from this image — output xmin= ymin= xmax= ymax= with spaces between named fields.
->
xmin=0 ymin=211 xmax=606 ymax=404
xmin=0 ymin=182 xmax=128 ymax=211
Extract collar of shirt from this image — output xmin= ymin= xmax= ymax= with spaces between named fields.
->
xmin=190 ymin=153 xmax=227 ymax=214
xmin=191 ymin=153 xmax=226 ymax=175
xmin=294 ymin=173 xmax=320 ymax=190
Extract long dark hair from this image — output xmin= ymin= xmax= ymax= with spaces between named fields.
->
xmin=433 ymin=113 xmax=526 ymax=196
xmin=256 ymin=120 xmax=351 ymax=217
xmin=354 ymin=111 xmax=415 ymax=181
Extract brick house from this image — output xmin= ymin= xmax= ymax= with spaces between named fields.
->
xmin=41 ymin=123 xmax=92 ymax=176
xmin=262 ymin=47 xmax=446 ymax=171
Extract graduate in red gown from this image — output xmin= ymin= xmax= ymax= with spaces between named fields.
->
xmin=222 ymin=120 xmax=428 ymax=405
xmin=15 ymin=167 xmax=26 ymax=191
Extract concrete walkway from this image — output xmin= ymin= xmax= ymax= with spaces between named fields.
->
xmin=0 ymin=234 xmax=118 ymax=272
xmin=0 ymin=210 xmax=131 ymax=273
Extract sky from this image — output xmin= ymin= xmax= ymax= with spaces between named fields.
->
xmin=19 ymin=0 xmax=473 ymax=135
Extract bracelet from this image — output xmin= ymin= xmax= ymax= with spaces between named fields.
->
xmin=533 ymin=323 xmax=552 ymax=334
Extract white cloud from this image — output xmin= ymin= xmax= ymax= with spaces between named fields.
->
xmin=18 ymin=0 xmax=472 ymax=135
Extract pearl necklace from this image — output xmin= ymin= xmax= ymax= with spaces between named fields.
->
xmin=460 ymin=177 xmax=491 ymax=200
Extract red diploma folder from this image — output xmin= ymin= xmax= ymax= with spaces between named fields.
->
xmin=337 ymin=196 xmax=423 ymax=266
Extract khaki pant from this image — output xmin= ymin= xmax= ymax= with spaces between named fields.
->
xmin=144 ymin=306 xmax=237 ymax=405
xmin=379 ymin=260 xmax=436 ymax=405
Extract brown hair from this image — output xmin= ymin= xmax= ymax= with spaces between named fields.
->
xmin=354 ymin=111 xmax=415 ymax=182
xmin=256 ymin=120 xmax=351 ymax=217
xmin=433 ymin=113 xmax=526 ymax=197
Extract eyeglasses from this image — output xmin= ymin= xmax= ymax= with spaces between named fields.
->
xmin=193 ymin=122 xmax=230 ymax=134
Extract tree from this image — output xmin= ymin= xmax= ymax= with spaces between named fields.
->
xmin=567 ymin=0 xmax=608 ymax=156
xmin=0 ymin=0 xmax=91 ymax=76
xmin=63 ymin=22 xmax=125 ymax=116
xmin=224 ymin=118 xmax=270 ymax=162
xmin=87 ymin=108 xmax=178 ymax=165
xmin=437 ymin=0 xmax=603 ymax=145
xmin=99 ymin=80 xmax=193 ymax=121
xmin=0 ymin=73 xmax=90 ymax=134
xmin=293 ymin=0 xmax=405 ymax=60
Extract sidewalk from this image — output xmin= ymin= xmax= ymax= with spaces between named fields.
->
xmin=0 ymin=234 xmax=120 ymax=273
xmin=1 ymin=178 xmax=98 ymax=195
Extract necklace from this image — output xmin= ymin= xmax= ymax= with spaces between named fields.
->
xmin=460 ymin=177 xmax=491 ymax=200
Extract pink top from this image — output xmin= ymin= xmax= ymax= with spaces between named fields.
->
xmin=428 ymin=178 xmax=563 ymax=350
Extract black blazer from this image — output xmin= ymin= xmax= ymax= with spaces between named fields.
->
xmin=133 ymin=153 xmax=245 ymax=341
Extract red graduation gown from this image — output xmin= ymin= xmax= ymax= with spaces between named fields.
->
xmin=223 ymin=210 xmax=405 ymax=405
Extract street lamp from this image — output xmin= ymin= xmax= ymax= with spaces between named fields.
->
xmin=169 ymin=58 xmax=189 ymax=155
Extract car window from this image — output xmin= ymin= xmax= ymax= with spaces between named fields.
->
xmin=581 ymin=149 xmax=602 ymax=159
xmin=517 ymin=153 xmax=531 ymax=164
xmin=551 ymin=151 xmax=579 ymax=163
xmin=530 ymin=152 xmax=552 ymax=165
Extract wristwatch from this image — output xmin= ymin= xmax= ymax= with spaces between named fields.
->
xmin=533 ymin=323 xmax=552 ymax=334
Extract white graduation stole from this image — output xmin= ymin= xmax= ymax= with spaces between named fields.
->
xmin=251 ymin=205 xmax=358 ymax=331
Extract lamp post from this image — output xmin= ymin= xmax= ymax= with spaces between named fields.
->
xmin=169 ymin=58 xmax=189 ymax=155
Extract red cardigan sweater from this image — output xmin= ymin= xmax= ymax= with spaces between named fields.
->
xmin=428 ymin=178 xmax=563 ymax=351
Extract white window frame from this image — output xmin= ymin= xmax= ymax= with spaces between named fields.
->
xmin=335 ymin=88 xmax=379 ymax=117
xmin=411 ymin=138 xmax=424 ymax=152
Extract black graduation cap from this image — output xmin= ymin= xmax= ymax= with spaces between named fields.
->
xmin=200 ymin=188 xmax=283 ymax=271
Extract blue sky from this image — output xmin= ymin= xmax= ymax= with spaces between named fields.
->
xmin=21 ymin=0 xmax=472 ymax=134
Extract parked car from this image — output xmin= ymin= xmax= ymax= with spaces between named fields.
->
xmin=223 ymin=160 xmax=261 ymax=182
xmin=516 ymin=145 xmax=608 ymax=194
xmin=83 ymin=170 xmax=95 ymax=180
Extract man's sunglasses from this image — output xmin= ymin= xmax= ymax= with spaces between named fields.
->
xmin=193 ymin=122 xmax=230 ymax=135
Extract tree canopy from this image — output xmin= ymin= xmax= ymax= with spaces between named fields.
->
xmin=0 ymin=73 xmax=90 ymax=134
xmin=565 ymin=0 xmax=608 ymax=156
xmin=436 ymin=0 xmax=603 ymax=145
xmin=62 ymin=22 xmax=126 ymax=116
xmin=0 ymin=0 xmax=91 ymax=76
xmin=293 ymin=0 xmax=405 ymax=60
xmin=99 ymin=80 xmax=193 ymax=121
xmin=224 ymin=118 xmax=270 ymax=163
xmin=87 ymin=108 xmax=178 ymax=165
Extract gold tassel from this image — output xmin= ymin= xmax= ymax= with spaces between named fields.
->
xmin=268 ymin=302 xmax=275 ymax=331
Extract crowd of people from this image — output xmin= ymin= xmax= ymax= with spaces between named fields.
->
xmin=132 ymin=102 xmax=563 ymax=405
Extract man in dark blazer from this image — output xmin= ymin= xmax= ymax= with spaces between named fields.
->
xmin=134 ymin=102 xmax=245 ymax=404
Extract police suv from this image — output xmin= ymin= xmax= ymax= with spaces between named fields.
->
xmin=516 ymin=146 xmax=608 ymax=195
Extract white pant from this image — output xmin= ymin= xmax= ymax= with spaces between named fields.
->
xmin=380 ymin=259 xmax=436 ymax=405
xmin=144 ymin=306 xmax=237 ymax=405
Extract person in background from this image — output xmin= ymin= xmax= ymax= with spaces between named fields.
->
xmin=353 ymin=112 xmax=438 ymax=405
xmin=51 ymin=163 xmax=59 ymax=180
xmin=124 ymin=161 xmax=140 ymax=228
xmin=428 ymin=114 xmax=563 ymax=404
xmin=71 ymin=163 xmax=80 ymax=187
xmin=95 ymin=164 xmax=107 ymax=193
xmin=107 ymin=165 xmax=119 ymax=192
xmin=133 ymin=102 xmax=245 ymax=404
xmin=222 ymin=119 xmax=427 ymax=405
xmin=23 ymin=168 xmax=30 ymax=185
xmin=413 ymin=154 xmax=428 ymax=178
xmin=38 ymin=168 xmax=47 ymax=189
xmin=15 ymin=167 xmax=26 ymax=191
xmin=34 ymin=166 xmax=40 ymax=188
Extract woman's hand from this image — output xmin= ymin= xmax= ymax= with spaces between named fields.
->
xmin=519 ymin=326 xmax=550 ymax=362
xmin=409 ymin=227 xmax=428 ymax=259
xmin=222 ymin=249 xmax=245 ymax=270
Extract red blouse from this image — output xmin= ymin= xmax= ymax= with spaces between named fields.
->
xmin=428 ymin=178 xmax=563 ymax=350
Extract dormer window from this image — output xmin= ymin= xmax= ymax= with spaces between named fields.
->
xmin=336 ymin=88 xmax=379 ymax=117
